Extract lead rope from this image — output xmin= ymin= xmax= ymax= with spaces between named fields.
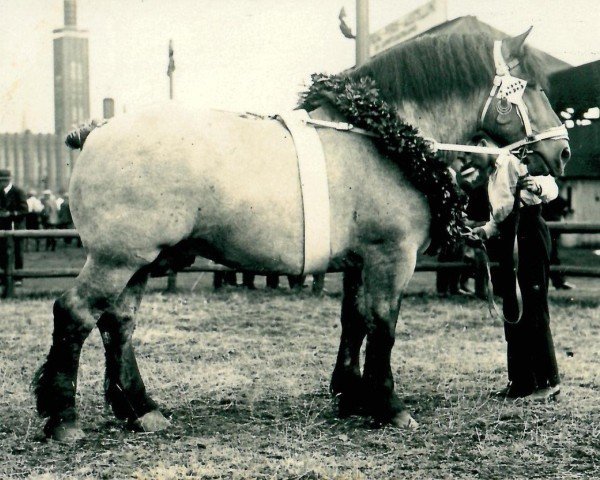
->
xmin=461 ymin=227 xmax=501 ymax=318
xmin=461 ymin=176 xmax=524 ymax=323
xmin=504 ymin=181 xmax=524 ymax=324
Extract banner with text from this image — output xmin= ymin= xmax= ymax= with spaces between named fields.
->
xmin=369 ymin=0 xmax=447 ymax=57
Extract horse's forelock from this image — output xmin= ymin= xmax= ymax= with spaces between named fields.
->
xmin=347 ymin=33 xmax=549 ymax=106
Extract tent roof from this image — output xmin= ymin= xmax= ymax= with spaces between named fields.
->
xmin=550 ymin=60 xmax=600 ymax=111
xmin=563 ymin=122 xmax=600 ymax=179
xmin=413 ymin=16 xmax=571 ymax=75
xmin=348 ymin=16 xmax=571 ymax=76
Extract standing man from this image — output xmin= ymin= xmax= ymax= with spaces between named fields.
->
xmin=25 ymin=190 xmax=44 ymax=251
xmin=465 ymin=135 xmax=561 ymax=401
xmin=41 ymin=190 xmax=60 ymax=251
xmin=0 ymin=170 xmax=28 ymax=282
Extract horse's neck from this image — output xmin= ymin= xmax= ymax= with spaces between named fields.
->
xmin=309 ymin=105 xmax=346 ymax=123
xmin=396 ymin=91 xmax=485 ymax=144
xmin=309 ymin=90 xmax=487 ymax=146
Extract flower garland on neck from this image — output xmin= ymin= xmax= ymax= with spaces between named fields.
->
xmin=299 ymin=73 xmax=466 ymax=254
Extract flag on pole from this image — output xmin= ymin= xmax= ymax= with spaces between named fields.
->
xmin=167 ymin=39 xmax=175 ymax=77
xmin=339 ymin=7 xmax=355 ymax=39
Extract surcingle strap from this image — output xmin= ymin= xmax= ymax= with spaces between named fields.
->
xmin=277 ymin=110 xmax=332 ymax=274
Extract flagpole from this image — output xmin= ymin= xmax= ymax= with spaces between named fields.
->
xmin=355 ymin=0 xmax=369 ymax=66
xmin=167 ymin=39 xmax=175 ymax=100
xmin=169 ymin=74 xmax=173 ymax=100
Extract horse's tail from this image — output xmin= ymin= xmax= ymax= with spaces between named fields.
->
xmin=65 ymin=121 xmax=104 ymax=150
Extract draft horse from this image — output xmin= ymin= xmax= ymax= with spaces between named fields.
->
xmin=34 ymin=29 xmax=570 ymax=441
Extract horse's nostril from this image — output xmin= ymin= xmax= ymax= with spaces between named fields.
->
xmin=561 ymin=147 xmax=571 ymax=162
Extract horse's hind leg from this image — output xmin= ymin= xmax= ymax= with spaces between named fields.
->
xmin=361 ymin=242 xmax=419 ymax=428
xmin=330 ymin=268 xmax=367 ymax=416
xmin=97 ymin=268 xmax=170 ymax=432
xmin=33 ymin=257 xmax=143 ymax=442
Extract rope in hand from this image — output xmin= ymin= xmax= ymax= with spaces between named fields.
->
xmin=461 ymin=226 xmax=502 ymax=319
xmin=460 ymin=180 xmax=525 ymax=324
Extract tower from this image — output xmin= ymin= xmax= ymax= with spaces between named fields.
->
xmin=53 ymin=0 xmax=90 ymax=136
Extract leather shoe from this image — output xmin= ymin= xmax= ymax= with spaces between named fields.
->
xmin=492 ymin=383 xmax=534 ymax=399
xmin=554 ymin=282 xmax=575 ymax=290
xmin=527 ymin=384 xmax=560 ymax=402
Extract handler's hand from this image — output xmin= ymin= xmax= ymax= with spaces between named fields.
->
xmin=472 ymin=227 xmax=487 ymax=240
xmin=0 ymin=211 xmax=11 ymax=218
xmin=517 ymin=175 xmax=542 ymax=195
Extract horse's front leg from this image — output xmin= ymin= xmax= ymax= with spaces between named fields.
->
xmin=361 ymin=242 xmax=418 ymax=428
xmin=97 ymin=269 xmax=170 ymax=432
xmin=330 ymin=268 xmax=367 ymax=417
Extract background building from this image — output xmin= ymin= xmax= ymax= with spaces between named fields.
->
xmin=53 ymin=0 xmax=90 ymax=137
xmin=0 ymin=0 xmax=90 ymax=193
xmin=550 ymin=60 xmax=600 ymax=247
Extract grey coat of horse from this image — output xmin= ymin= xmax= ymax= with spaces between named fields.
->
xmin=34 ymin=30 xmax=570 ymax=441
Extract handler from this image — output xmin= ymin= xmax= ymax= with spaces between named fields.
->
xmin=465 ymin=134 xmax=561 ymax=401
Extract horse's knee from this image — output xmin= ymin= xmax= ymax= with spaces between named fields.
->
xmin=55 ymin=295 xmax=94 ymax=334
xmin=366 ymin=305 xmax=397 ymax=348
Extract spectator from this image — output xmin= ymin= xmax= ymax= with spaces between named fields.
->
xmin=542 ymin=194 xmax=575 ymax=290
xmin=0 ymin=170 xmax=28 ymax=284
xmin=241 ymin=273 xmax=280 ymax=290
xmin=25 ymin=189 xmax=44 ymax=252
xmin=213 ymin=271 xmax=237 ymax=289
xmin=240 ymin=272 xmax=326 ymax=293
xmin=56 ymin=192 xmax=65 ymax=211
xmin=41 ymin=190 xmax=59 ymax=251
xmin=437 ymin=161 xmax=470 ymax=296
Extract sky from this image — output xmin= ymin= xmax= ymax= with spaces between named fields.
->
xmin=0 ymin=0 xmax=598 ymax=133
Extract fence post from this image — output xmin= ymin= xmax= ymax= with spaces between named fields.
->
xmin=3 ymin=234 xmax=15 ymax=298
xmin=166 ymin=269 xmax=178 ymax=293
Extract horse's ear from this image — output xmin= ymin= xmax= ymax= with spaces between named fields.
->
xmin=502 ymin=26 xmax=533 ymax=59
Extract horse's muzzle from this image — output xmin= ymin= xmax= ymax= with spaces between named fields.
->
xmin=531 ymin=138 xmax=570 ymax=177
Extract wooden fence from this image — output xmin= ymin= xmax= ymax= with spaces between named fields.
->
xmin=1 ymin=222 xmax=599 ymax=298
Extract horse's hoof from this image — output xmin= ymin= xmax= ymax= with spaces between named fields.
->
xmin=391 ymin=410 xmax=419 ymax=430
xmin=45 ymin=421 xmax=86 ymax=443
xmin=132 ymin=410 xmax=170 ymax=432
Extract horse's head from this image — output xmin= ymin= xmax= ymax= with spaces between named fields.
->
xmin=480 ymin=29 xmax=571 ymax=177
xmin=348 ymin=29 xmax=570 ymax=177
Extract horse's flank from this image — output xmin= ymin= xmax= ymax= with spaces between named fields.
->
xmin=70 ymin=103 xmax=429 ymax=273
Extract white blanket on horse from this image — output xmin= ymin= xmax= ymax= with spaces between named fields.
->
xmin=277 ymin=110 xmax=331 ymax=274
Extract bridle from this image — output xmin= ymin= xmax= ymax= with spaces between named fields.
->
xmin=434 ymin=40 xmax=569 ymax=158
xmin=300 ymin=40 xmax=569 ymax=161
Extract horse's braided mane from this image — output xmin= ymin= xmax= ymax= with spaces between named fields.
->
xmin=346 ymin=32 xmax=551 ymax=107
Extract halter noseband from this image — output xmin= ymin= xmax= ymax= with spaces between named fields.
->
xmin=435 ymin=40 xmax=569 ymax=157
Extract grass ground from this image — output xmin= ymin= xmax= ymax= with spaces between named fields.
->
xmin=0 ymin=245 xmax=599 ymax=479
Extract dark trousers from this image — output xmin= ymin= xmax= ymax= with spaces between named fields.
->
xmin=497 ymin=205 xmax=560 ymax=391
xmin=436 ymin=245 xmax=462 ymax=295
xmin=213 ymin=271 xmax=237 ymax=288
xmin=0 ymin=237 xmax=23 ymax=271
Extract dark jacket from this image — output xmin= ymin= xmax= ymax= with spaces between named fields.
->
xmin=0 ymin=185 xmax=28 ymax=230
